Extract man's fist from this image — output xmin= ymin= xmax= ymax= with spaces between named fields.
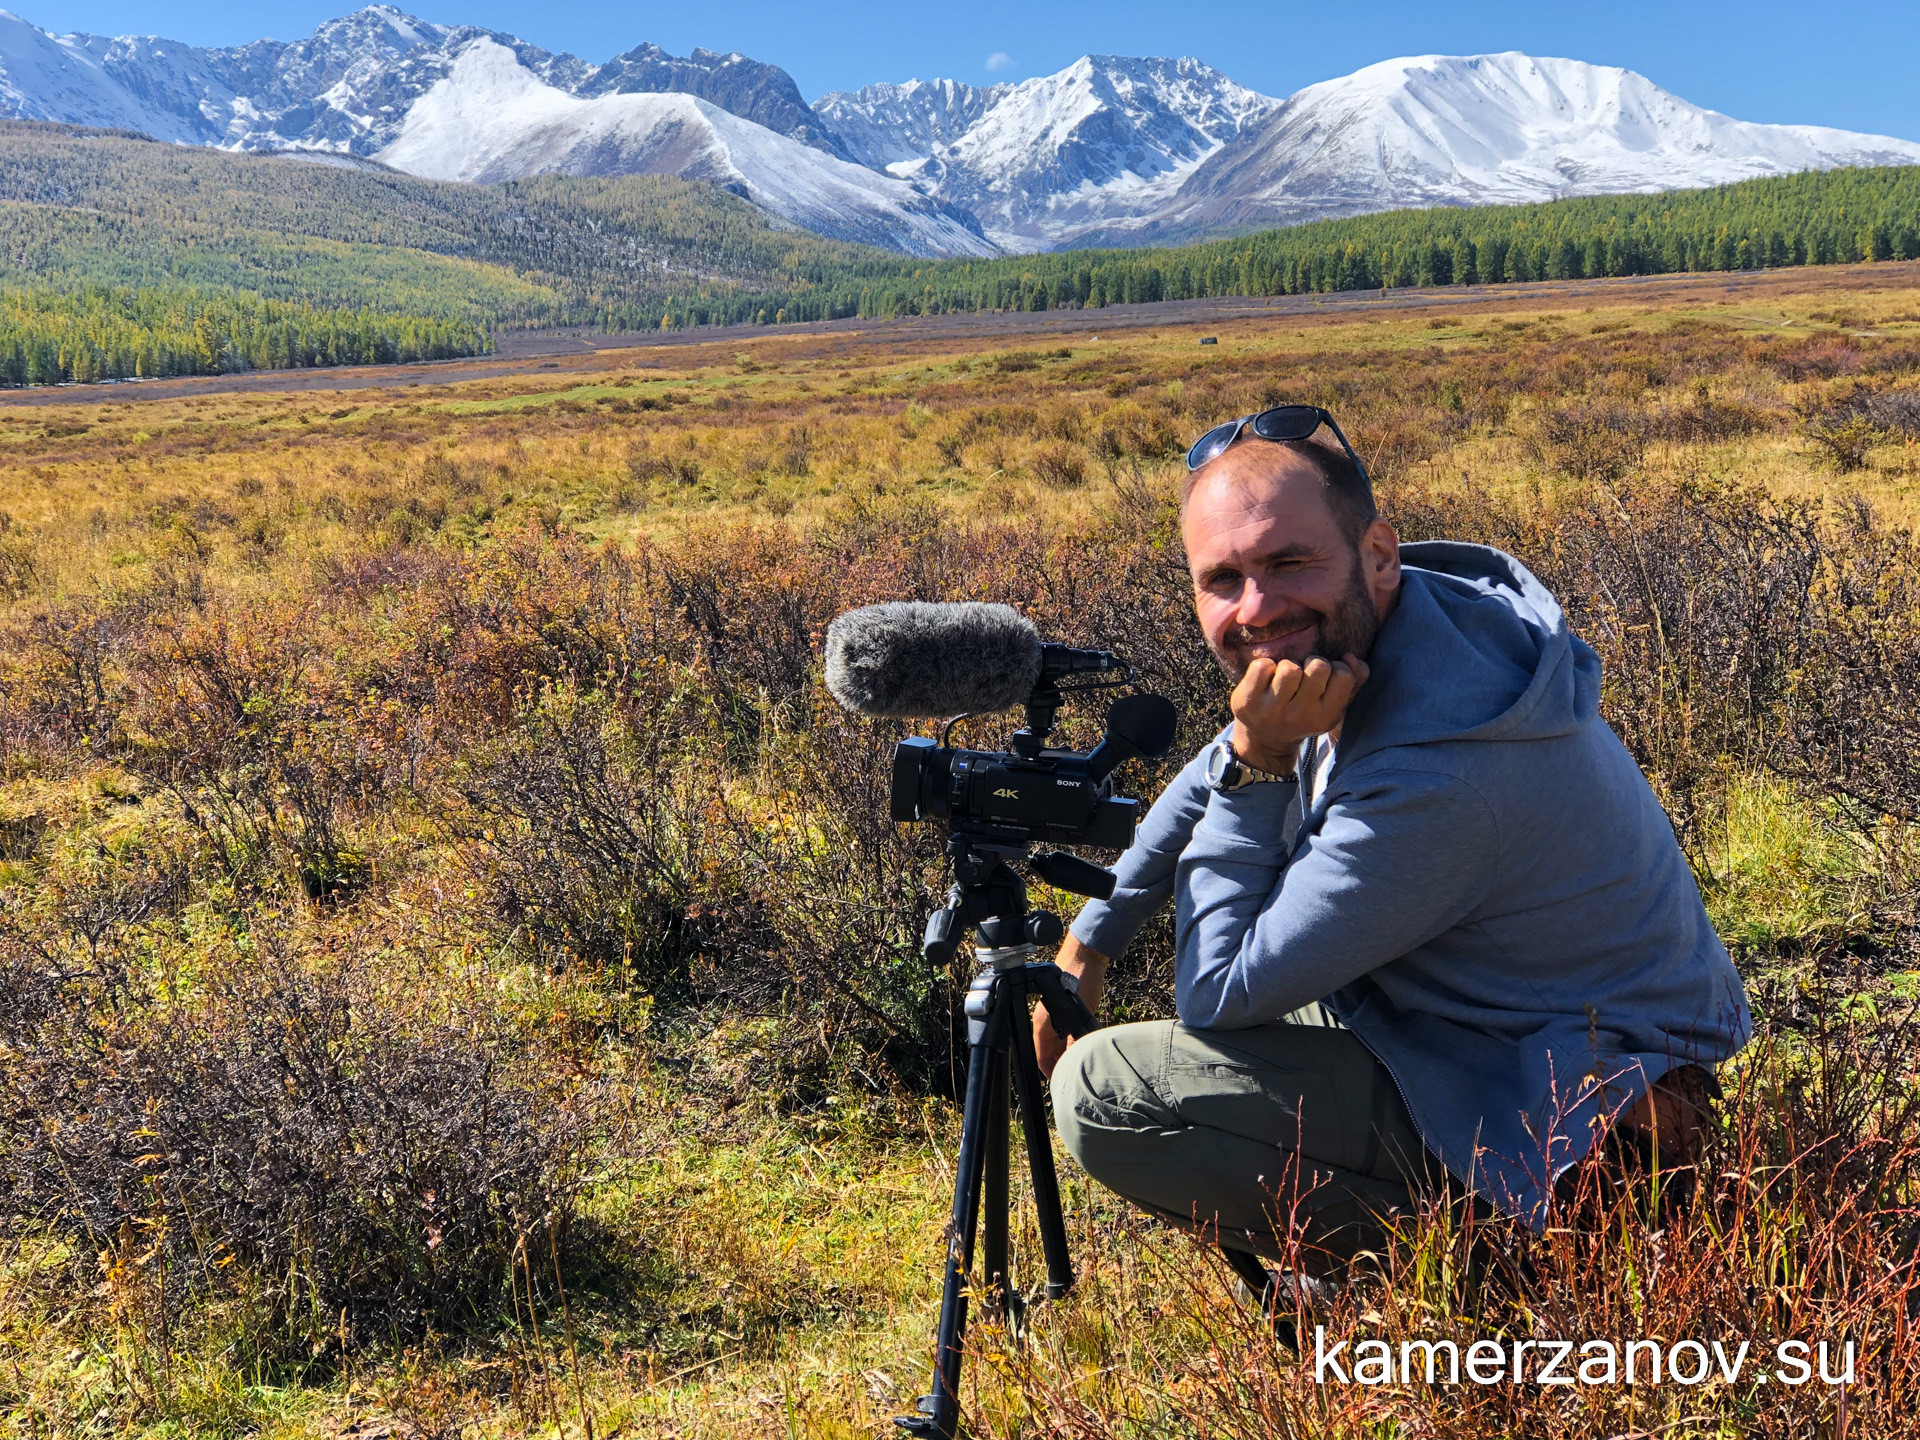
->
xmin=1230 ymin=652 xmax=1370 ymax=773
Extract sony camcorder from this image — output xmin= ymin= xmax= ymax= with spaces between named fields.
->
xmin=826 ymin=602 xmax=1177 ymax=859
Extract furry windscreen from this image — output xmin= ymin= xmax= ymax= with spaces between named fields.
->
xmin=824 ymin=601 xmax=1044 ymax=717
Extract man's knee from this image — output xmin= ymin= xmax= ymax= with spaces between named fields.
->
xmin=1050 ymin=1021 xmax=1177 ymax=1182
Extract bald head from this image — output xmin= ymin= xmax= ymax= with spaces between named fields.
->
xmin=1181 ymin=433 xmax=1376 ymax=547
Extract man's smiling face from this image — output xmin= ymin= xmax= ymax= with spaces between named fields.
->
xmin=1183 ymin=443 xmax=1400 ymax=681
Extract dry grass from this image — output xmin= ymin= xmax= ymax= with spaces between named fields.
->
xmin=4 ymin=267 xmax=1920 ymax=1438
xmin=2 ymin=263 xmax=1920 ymax=617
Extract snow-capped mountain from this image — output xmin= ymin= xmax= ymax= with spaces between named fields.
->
xmin=0 ymin=7 xmax=1916 ymax=259
xmin=0 ymin=5 xmax=989 ymax=255
xmin=1103 ymin=53 xmax=1920 ymax=244
xmin=582 ymin=41 xmax=846 ymax=158
xmin=377 ymin=39 xmax=993 ymax=255
xmin=0 ymin=5 xmax=841 ymax=155
xmin=0 ymin=6 xmax=226 ymax=141
xmin=815 ymin=78 xmax=1010 ymax=172
xmin=817 ymin=57 xmax=1277 ymax=250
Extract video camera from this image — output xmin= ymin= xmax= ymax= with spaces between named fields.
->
xmin=889 ymin=656 xmax=1178 ymax=852
xmin=826 ymin=602 xmax=1177 ymax=953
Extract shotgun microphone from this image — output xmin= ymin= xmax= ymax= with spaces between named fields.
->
xmin=823 ymin=602 xmax=1047 ymax=717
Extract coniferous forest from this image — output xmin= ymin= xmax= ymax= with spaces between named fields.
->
xmin=0 ymin=120 xmax=1918 ymax=382
xmin=684 ymin=164 xmax=1920 ymax=328
xmin=0 ymin=286 xmax=489 ymax=385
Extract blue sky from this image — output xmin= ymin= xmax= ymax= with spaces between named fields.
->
xmin=26 ymin=0 xmax=1920 ymax=140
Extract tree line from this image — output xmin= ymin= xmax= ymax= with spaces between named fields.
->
xmin=633 ymin=165 xmax=1920 ymax=330
xmin=0 ymin=285 xmax=488 ymax=386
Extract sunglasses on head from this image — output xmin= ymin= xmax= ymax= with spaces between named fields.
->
xmin=1185 ymin=404 xmax=1372 ymax=482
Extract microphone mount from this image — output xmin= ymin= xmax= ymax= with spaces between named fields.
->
xmin=1009 ymin=644 xmax=1131 ymax=759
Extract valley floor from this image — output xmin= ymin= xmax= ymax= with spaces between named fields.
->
xmin=3 ymin=260 xmax=1915 ymax=410
xmin=4 ymin=262 xmax=1920 ymax=1438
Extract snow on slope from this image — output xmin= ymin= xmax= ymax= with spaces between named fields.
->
xmin=376 ymin=39 xmax=996 ymax=257
xmin=0 ymin=8 xmax=217 ymax=139
xmin=0 ymin=6 xmax=845 ymax=157
xmin=1136 ymin=53 xmax=1920 ymax=241
xmin=818 ymin=56 xmax=1276 ymax=251
xmin=814 ymin=78 xmax=1008 ymax=171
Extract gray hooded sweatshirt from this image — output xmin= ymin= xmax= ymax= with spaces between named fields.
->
xmin=1069 ymin=541 xmax=1752 ymax=1222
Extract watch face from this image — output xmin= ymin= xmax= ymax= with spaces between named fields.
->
xmin=1207 ymin=742 xmax=1240 ymax=790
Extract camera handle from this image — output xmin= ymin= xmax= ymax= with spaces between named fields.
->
xmin=898 ymin=847 xmax=1097 ymax=1440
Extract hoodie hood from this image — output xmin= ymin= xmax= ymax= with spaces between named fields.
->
xmin=1338 ymin=540 xmax=1602 ymax=766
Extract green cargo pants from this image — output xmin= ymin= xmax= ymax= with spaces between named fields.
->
xmin=1050 ymin=1007 xmax=1451 ymax=1264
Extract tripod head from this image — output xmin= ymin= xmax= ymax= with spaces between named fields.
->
xmin=921 ymin=832 xmax=1119 ymax=968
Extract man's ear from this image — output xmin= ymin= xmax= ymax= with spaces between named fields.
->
xmin=1362 ymin=518 xmax=1402 ymax=598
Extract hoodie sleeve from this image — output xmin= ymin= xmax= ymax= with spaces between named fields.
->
xmin=1067 ymin=742 xmax=1216 ymax=960
xmin=1175 ymin=764 xmax=1500 ymax=1029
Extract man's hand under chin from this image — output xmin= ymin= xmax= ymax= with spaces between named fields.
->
xmin=1230 ymin=652 xmax=1370 ymax=773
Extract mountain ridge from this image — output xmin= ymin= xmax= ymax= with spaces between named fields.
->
xmin=0 ymin=8 xmax=1915 ymax=258
xmin=818 ymin=55 xmax=1277 ymax=250
xmin=372 ymin=38 xmax=994 ymax=256
xmin=1116 ymin=52 xmax=1920 ymax=245
xmin=0 ymin=5 xmax=843 ymax=155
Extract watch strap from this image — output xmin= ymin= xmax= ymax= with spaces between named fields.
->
xmin=1208 ymin=740 xmax=1297 ymax=792
xmin=1230 ymin=758 xmax=1294 ymax=787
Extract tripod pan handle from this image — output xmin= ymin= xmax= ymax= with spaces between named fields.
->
xmin=1032 ymin=964 xmax=1097 ymax=1039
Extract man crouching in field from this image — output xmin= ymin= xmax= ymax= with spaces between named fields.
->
xmin=1032 ymin=405 xmax=1752 ymax=1272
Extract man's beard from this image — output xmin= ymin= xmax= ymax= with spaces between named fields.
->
xmin=1208 ymin=548 xmax=1381 ymax=681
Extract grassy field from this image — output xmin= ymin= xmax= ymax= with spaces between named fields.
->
xmin=4 ymin=263 xmax=1920 ymax=1438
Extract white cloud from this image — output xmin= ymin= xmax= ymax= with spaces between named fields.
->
xmin=984 ymin=52 xmax=1013 ymax=73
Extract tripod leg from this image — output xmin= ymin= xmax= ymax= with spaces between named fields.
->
xmin=1008 ymin=978 xmax=1077 ymax=1301
xmin=981 ymin=1047 xmax=1011 ymax=1316
xmin=898 ymin=1037 xmax=996 ymax=1440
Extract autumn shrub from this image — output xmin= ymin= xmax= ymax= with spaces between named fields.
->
xmin=628 ymin=448 xmax=702 ymax=486
xmin=0 ymin=898 xmax=586 ymax=1338
xmin=0 ymin=592 xmax=140 ymax=773
xmin=1803 ymin=410 xmax=1887 ymax=472
xmin=102 ymin=533 xmax=681 ymax=890
xmin=1775 ymin=335 xmax=1866 ymax=381
xmin=1039 ymin=399 xmax=1087 ymax=443
xmin=123 ymin=609 xmax=402 ymax=893
xmin=965 ymin=404 xmax=1041 ymax=438
xmin=0 ymin=526 xmax=33 ymax=601
xmin=1770 ymin=497 xmax=1920 ymax=826
xmin=1796 ymin=383 xmax=1920 ymax=471
xmin=1031 ymin=442 xmax=1088 ymax=487
xmin=450 ymin=681 xmax=716 ymax=980
xmin=1091 ymin=400 xmax=1182 ymax=463
xmin=1650 ymin=392 xmax=1774 ymax=442
xmin=1530 ymin=399 xmax=1651 ymax=480
xmin=777 ymin=424 xmax=813 ymax=476
xmin=1351 ymin=408 xmax=1445 ymax=484
xmin=1865 ymin=387 xmax=1920 ymax=435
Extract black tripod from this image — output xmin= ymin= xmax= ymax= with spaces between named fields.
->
xmin=896 ymin=834 xmax=1103 ymax=1440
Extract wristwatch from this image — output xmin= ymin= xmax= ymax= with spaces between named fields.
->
xmin=1205 ymin=739 xmax=1296 ymax=794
